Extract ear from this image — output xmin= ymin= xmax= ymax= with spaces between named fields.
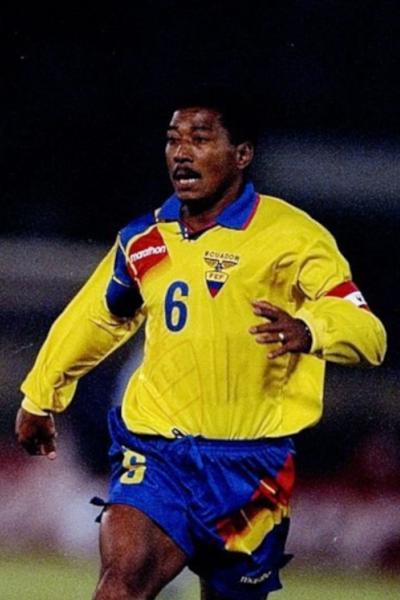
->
xmin=235 ymin=142 xmax=254 ymax=170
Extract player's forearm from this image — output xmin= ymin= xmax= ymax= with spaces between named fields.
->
xmin=296 ymin=297 xmax=387 ymax=366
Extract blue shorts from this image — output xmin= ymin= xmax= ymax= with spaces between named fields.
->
xmin=105 ymin=408 xmax=295 ymax=599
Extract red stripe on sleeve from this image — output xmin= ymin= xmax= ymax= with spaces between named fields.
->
xmin=326 ymin=280 xmax=370 ymax=310
xmin=326 ymin=281 xmax=359 ymax=298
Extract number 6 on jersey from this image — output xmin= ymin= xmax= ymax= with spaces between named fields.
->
xmin=164 ymin=281 xmax=189 ymax=332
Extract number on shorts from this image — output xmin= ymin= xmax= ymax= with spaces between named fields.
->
xmin=120 ymin=447 xmax=147 ymax=484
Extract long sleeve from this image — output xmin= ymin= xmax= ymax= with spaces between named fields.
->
xmin=294 ymin=232 xmax=387 ymax=366
xmin=21 ymin=245 xmax=145 ymax=413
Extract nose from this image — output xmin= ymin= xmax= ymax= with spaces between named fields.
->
xmin=173 ymin=142 xmax=193 ymax=163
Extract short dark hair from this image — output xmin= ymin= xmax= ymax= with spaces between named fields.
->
xmin=170 ymin=84 xmax=259 ymax=146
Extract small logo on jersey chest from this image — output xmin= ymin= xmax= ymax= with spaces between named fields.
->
xmin=203 ymin=251 xmax=240 ymax=297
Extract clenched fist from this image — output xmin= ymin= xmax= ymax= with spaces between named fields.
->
xmin=15 ymin=408 xmax=57 ymax=460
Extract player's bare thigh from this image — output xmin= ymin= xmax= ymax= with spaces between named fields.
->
xmin=93 ymin=504 xmax=187 ymax=600
xmin=200 ymin=579 xmax=268 ymax=600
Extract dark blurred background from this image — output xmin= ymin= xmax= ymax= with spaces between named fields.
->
xmin=1 ymin=0 xmax=400 ymax=574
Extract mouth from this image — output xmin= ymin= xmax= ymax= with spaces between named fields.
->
xmin=172 ymin=168 xmax=201 ymax=185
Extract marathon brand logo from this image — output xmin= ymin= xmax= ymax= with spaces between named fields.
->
xmin=203 ymin=250 xmax=240 ymax=298
xmin=131 ymin=244 xmax=167 ymax=261
xmin=127 ymin=227 xmax=169 ymax=281
xmin=240 ymin=571 xmax=272 ymax=585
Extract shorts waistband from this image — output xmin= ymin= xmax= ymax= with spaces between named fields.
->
xmin=109 ymin=407 xmax=294 ymax=454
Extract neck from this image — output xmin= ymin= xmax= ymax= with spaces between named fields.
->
xmin=181 ymin=178 xmax=245 ymax=232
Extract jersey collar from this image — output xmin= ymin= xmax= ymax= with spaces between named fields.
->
xmin=157 ymin=182 xmax=259 ymax=231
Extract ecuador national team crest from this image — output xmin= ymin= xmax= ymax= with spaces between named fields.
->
xmin=204 ymin=251 xmax=240 ymax=297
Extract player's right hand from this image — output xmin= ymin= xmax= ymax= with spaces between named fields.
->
xmin=15 ymin=407 xmax=57 ymax=460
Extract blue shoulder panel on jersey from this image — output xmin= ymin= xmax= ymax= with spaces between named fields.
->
xmin=119 ymin=212 xmax=156 ymax=249
xmin=105 ymin=212 xmax=154 ymax=317
xmin=106 ymin=243 xmax=144 ymax=317
xmin=106 ymin=278 xmax=143 ymax=318
xmin=113 ymin=245 xmax=133 ymax=287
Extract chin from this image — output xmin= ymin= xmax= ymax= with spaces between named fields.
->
xmin=174 ymin=189 xmax=202 ymax=202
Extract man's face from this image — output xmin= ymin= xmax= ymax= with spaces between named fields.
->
xmin=165 ymin=107 xmax=249 ymax=202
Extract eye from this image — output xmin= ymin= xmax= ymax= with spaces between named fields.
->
xmin=166 ymin=136 xmax=179 ymax=145
xmin=193 ymin=136 xmax=209 ymax=144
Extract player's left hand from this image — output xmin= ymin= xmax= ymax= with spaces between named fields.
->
xmin=249 ymin=300 xmax=312 ymax=359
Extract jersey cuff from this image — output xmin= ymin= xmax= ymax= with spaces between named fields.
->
xmin=293 ymin=307 xmax=322 ymax=356
xmin=21 ymin=396 xmax=49 ymax=416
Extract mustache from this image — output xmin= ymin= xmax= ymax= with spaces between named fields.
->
xmin=172 ymin=167 xmax=201 ymax=180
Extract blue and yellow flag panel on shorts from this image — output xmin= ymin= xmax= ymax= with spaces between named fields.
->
xmin=21 ymin=183 xmax=386 ymax=438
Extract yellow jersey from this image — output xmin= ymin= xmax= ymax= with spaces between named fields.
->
xmin=21 ymin=183 xmax=386 ymax=438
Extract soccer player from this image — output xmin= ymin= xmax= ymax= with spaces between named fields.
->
xmin=16 ymin=87 xmax=386 ymax=599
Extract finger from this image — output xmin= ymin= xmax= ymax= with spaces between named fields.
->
xmin=251 ymin=300 xmax=281 ymax=320
xmin=39 ymin=429 xmax=57 ymax=459
xmin=268 ymin=338 xmax=301 ymax=358
xmin=18 ymin=426 xmax=57 ymax=458
xmin=20 ymin=438 xmax=42 ymax=456
xmin=249 ymin=322 xmax=287 ymax=334
xmin=251 ymin=300 xmax=280 ymax=312
xmin=40 ymin=436 xmax=57 ymax=459
xmin=40 ymin=443 xmax=57 ymax=460
xmin=268 ymin=345 xmax=290 ymax=359
xmin=254 ymin=333 xmax=286 ymax=344
xmin=251 ymin=299 xmax=279 ymax=309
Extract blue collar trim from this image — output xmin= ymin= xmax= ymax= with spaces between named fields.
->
xmin=157 ymin=182 xmax=258 ymax=230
